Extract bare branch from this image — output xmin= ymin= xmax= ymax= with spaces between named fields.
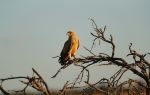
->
xmin=51 ymin=64 xmax=71 ymax=78
xmin=0 ymin=85 xmax=10 ymax=95
xmin=0 ymin=68 xmax=52 ymax=95
xmin=32 ymin=68 xmax=51 ymax=95
xmin=59 ymin=81 xmax=69 ymax=95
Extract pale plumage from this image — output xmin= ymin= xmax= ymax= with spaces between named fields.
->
xmin=59 ymin=31 xmax=79 ymax=65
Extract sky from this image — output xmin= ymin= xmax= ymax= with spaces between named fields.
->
xmin=0 ymin=0 xmax=150 ymax=90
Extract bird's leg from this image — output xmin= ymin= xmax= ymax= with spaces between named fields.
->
xmin=72 ymin=55 xmax=80 ymax=64
xmin=73 ymin=55 xmax=76 ymax=59
xmin=73 ymin=55 xmax=78 ymax=62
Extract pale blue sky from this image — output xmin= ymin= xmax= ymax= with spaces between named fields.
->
xmin=0 ymin=0 xmax=150 ymax=90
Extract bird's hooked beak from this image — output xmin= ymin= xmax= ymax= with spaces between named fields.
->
xmin=66 ymin=32 xmax=69 ymax=36
xmin=66 ymin=32 xmax=70 ymax=36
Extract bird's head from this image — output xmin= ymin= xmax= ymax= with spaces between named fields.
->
xmin=66 ymin=31 xmax=76 ymax=37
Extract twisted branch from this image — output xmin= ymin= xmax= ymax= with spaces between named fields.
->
xmin=0 ymin=68 xmax=51 ymax=95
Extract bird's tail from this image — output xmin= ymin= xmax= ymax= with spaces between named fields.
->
xmin=58 ymin=59 xmax=64 ymax=65
xmin=58 ymin=57 xmax=68 ymax=65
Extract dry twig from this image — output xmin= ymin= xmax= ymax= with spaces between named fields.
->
xmin=0 ymin=68 xmax=51 ymax=95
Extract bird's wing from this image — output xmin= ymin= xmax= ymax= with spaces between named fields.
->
xmin=59 ymin=38 xmax=71 ymax=64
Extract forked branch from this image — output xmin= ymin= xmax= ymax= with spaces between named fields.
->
xmin=0 ymin=68 xmax=51 ymax=95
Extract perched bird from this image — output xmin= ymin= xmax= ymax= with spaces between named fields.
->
xmin=59 ymin=31 xmax=79 ymax=65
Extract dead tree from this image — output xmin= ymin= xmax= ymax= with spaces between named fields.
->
xmin=52 ymin=19 xmax=150 ymax=95
xmin=0 ymin=68 xmax=51 ymax=95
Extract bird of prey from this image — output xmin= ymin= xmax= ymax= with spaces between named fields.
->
xmin=59 ymin=31 xmax=79 ymax=65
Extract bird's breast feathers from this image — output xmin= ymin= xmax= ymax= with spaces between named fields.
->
xmin=70 ymin=37 xmax=79 ymax=56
